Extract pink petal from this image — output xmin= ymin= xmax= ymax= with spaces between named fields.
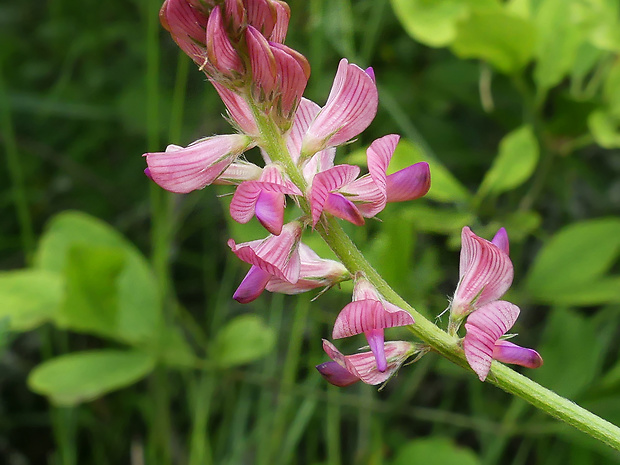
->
xmin=491 ymin=227 xmax=510 ymax=256
xmin=301 ymin=59 xmax=379 ymax=155
xmin=332 ymin=299 xmax=414 ymax=339
xmin=206 ymin=6 xmax=243 ymax=75
xmin=301 ymin=148 xmax=336 ymax=185
xmin=463 ymin=300 xmax=520 ymax=381
xmin=160 ymin=0 xmax=208 ymax=65
xmin=365 ymin=67 xmax=376 ymax=82
xmin=245 ymin=0 xmax=277 ymax=38
xmin=287 ymin=98 xmax=321 ymax=163
xmin=270 ymin=43 xmax=310 ymax=117
xmin=493 ymin=340 xmax=543 ymax=369
xmin=224 ymin=0 xmax=245 ymax=30
xmin=246 ymin=26 xmax=277 ymax=97
xmin=255 ymin=190 xmax=285 ymax=235
xmin=212 ymin=82 xmax=259 ymax=136
xmin=233 ymin=265 xmax=272 ymax=303
xmin=386 ymin=162 xmax=431 ymax=203
xmin=309 ymin=164 xmax=360 ymax=227
xmin=323 ymin=193 xmax=365 ymax=226
xmin=365 ymin=328 xmax=387 ymax=372
xmin=269 ymin=1 xmax=291 ymax=43
xmin=321 ymin=339 xmax=413 ymax=386
xmin=452 ymin=227 xmax=514 ymax=317
xmin=144 ymin=135 xmax=252 ymax=193
xmin=265 ymin=243 xmax=349 ymax=294
xmin=212 ymin=161 xmax=262 ymax=185
xmin=352 ymin=277 xmax=381 ymax=301
xmin=316 ymin=361 xmax=360 ymax=387
xmin=228 ymin=221 xmax=302 ymax=283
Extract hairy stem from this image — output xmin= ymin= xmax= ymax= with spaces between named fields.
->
xmin=252 ymin=107 xmax=620 ymax=451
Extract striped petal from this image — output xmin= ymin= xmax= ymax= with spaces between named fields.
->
xmin=493 ymin=340 xmax=543 ymax=369
xmin=212 ymin=161 xmax=262 ymax=185
xmin=321 ymin=339 xmax=413 ymax=386
xmin=246 ymin=26 xmax=277 ymax=97
xmin=269 ymin=0 xmax=291 ymax=42
xmin=309 ymin=164 xmax=360 ymax=227
xmin=160 ymin=0 xmax=208 ymax=66
xmin=323 ymin=193 xmax=365 ymax=226
xmin=463 ymin=300 xmax=520 ymax=381
xmin=206 ymin=6 xmax=243 ymax=75
xmin=385 ymin=162 xmax=431 ymax=203
xmin=287 ymin=98 xmax=321 ymax=163
xmin=144 ymin=134 xmax=252 ymax=193
xmin=228 ymin=221 xmax=302 ymax=283
xmin=212 ymin=82 xmax=259 ymax=136
xmin=332 ymin=299 xmax=414 ymax=339
xmin=270 ymin=43 xmax=310 ymax=118
xmin=245 ymin=0 xmax=277 ymax=38
xmin=301 ymin=59 xmax=378 ymax=156
xmin=451 ymin=226 xmax=514 ymax=317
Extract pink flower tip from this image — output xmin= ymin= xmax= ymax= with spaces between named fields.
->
xmin=316 ymin=361 xmax=360 ymax=387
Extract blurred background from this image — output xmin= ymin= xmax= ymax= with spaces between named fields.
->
xmin=2 ymin=0 xmax=620 ymax=463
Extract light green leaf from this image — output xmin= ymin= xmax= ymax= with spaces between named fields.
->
xmin=525 ymin=218 xmax=620 ymax=303
xmin=603 ymin=60 xmax=620 ymax=117
xmin=588 ymin=110 xmax=620 ymax=149
xmin=212 ymin=314 xmax=276 ymax=367
xmin=478 ymin=125 xmax=539 ymax=197
xmin=28 ymin=349 xmax=155 ymax=406
xmin=392 ymin=437 xmax=480 ymax=465
xmin=35 ymin=212 xmax=161 ymax=344
xmin=451 ymin=11 xmax=537 ymax=73
xmin=402 ymin=204 xmax=475 ymax=234
xmin=0 ymin=270 xmax=63 ymax=331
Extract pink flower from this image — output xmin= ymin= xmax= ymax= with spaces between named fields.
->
xmin=228 ymin=221 xmax=303 ymax=287
xmin=300 ymin=59 xmax=379 ymax=158
xmin=317 ymin=339 xmax=414 ymax=387
xmin=332 ymin=277 xmax=414 ymax=372
xmin=144 ymin=134 xmax=253 ymax=194
xmin=232 ymin=243 xmax=350 ymax=303
xmin=450 ymin=227 xmax=514 ymax=319
xmin=309 ymin=135 xmax=430 ymax=227
xmin=463 ymin=300 xmax=543 ymax=381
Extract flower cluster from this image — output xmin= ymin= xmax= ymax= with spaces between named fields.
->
xmin=145 ymin=0 xmax=541 ymax=389
xmin=449 ymin=227 xmax=543 ymax=381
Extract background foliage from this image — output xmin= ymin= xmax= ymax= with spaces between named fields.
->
xmin=1 ymin=0 xmax=620 ymax=463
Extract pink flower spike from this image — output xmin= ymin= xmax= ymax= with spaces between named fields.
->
xmin=144 ymin=134 xmax=253 ymax=194
xmin=301 ymin=59 xmax=379 ymax=156
xmin=265 ymin=243 xmax=350 ymax=295
xmin=323 ymin=193 xmax=365 ymax=226
xmin=309 ymin=164 xmax=360 ymax=227
xmin=451 ymin=226 xmax=514 ymax=318
xmin=229 ymin=164 xmax=302 ymax=235
xmin=246 ymin=26 xmax=278 ymax=97
xmin=385 ymin=162 xmax=431 ymax=203
xmin=228 ymin=221 xmax=302 ymax=283
xmin=493 ymin=340 xmax=543 ymax=369
xmin=321 ymin=339 xmax=414 ymax=386
xmin=491 ymin=227 xmax=510 ymax=256
xmin=206 ymin=6 xmax=243 ymax=76
xmin=212 ymin=82 xmax=259 ymax=136
xmin=233 ymin=265 xmax=272 ymax=303
xmin=316 ymin=361 xmax=360 ymax=387
xmin=463 ymin=300 xmax=520 ymax=381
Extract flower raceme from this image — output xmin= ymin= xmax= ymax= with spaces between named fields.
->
xmin=449 ymin=227 xmax=543 ymax=381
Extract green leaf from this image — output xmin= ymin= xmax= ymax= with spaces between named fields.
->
xmin=28 ymin=349 xmax=155 ymax=406
xmin=533 ymin=0 xmax=583 ymax=93
xmin=588 ymin=110 xmax=620 ymax=149
xmin=451 ymin=11 xmax=536 ymax=73
xmin=402 ymin=204 xmax=475 ymax=235
xmin=211 ymin=314 xmax=276 ymax=367
xmin=391 ymin=437 xmax=480 ymax=465
xmin=35 ymin=212 xmax=161 ymax=344
xmin=525 ymin=218 xmax=620 ymax=303
xmin=478 ymin=125 xmax=539 ymax=197
xmin=603 ymin=60 xmax=620 ymax=117
xmin=0 ymin=270 xmax=63 ymax=331
xmin=532 ymin=308 xmax=606 ymax=398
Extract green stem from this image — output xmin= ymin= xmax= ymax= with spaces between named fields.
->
xmin=251 ymin=108 xmax=620 ymax=451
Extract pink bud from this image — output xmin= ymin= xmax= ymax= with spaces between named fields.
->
xmin=206 ymin=6 xmax=243 ymax=76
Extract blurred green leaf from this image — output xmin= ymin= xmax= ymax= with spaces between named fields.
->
xmin=525 ymin=218 xmax=620 ymax=304
xmin=533 ymin=308 xmax=605 ymax=398
xmin=391 ymin=437 xmax=480 ymax=465
xmin=533 ymin=0 xmax=583 ymax=93
xmin=403 ymin=204 xmax=475 ymax=235
xmin=0 ymin=270 xmax=63 ymax=331
xmin=28 ymin=349 xmax=155 ymax=406
xmin=603 ymin=60 xmax=620 ymax=117
xmin=588 ymin=110 xmax=620 ymax=148
xmin=212 ymin=314 xmax=276 ymax=367
xmin=451 ymin=11 xmax=536 ymax=73
xmin=35 ymin=211 xmax=161 ymax=344
xmin=478 ymin=125 xmax=539 ymax=197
